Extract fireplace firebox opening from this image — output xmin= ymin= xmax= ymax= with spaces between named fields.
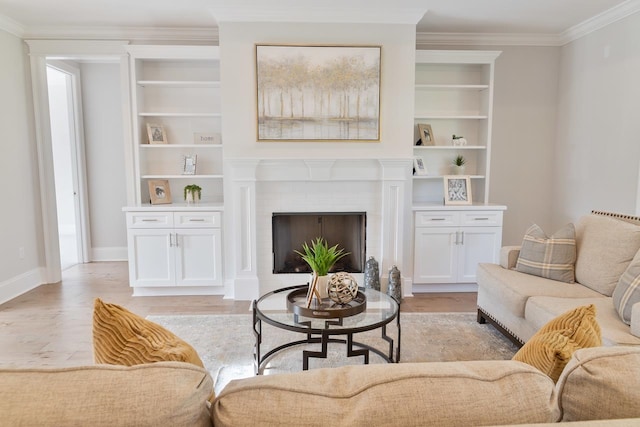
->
xmin=272 ymin=212 xmax=366 ymax=274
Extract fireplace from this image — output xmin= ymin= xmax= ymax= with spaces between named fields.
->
xmin=272 ymin=212 xmax=366 ymax=274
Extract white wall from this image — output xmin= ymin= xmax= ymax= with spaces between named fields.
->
xmin=80 ymin=62 xmax=128 ymax=260
xmin=553 ymin=12 xmax=640 ymax=227
xmin=0 ymin=30 xmax=44 ymax=302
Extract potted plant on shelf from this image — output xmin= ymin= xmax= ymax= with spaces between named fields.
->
xmin=453 ymin=155 xmax=466 ymax=175
xmin=295 ymin=237 xmax=349 ymax=306
xmin=183 ymin=184 xmax=202 ymax=204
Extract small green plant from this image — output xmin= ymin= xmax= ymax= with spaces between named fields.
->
xmin=294 ymin=237 xmax=349 ymax=276
xmin=454 ymin=155 xmax=466 ymax=166
xmin=183 ymin=184 xmax=202 ymax=201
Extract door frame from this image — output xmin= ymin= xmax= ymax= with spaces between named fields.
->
xmin=26 ymin=40 xmax=133 ymax=283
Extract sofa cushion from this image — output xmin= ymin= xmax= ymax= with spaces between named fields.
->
xmin=556 ymin=346 xmax=640 ymax=421
xmin=513 ymin=305 xmax=601 ymax=382
xmin=575 ymin=214 xmax=640 ymax=296
xmin=0 ymin=362 xmax=213 ymax=427
xmin=612 ymin=249 xmax=640 ymax=325
xmin=525 ymin=296 xmax=640 ymax=346
xmin=516 ymin=223 xmax=576 ymax=283
xmin=476 ymin=263 xmax=604 ymax=320
xmin=213 ymin=361 xmax=558 ymax=426
xmin=93 ymin=298 xmax=204 ymax=368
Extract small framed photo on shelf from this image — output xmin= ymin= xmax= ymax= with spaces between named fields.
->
xmin=443 ymin=175 xmax=472 ymax=205
xmin=413 ymin=157 xmax=429 ymax=175
xmin=193 ymin=132 xmax=221 ymax=144
xmin=417 ymin=123 xmax=435 ymax=146
xmin=148 ymin=180 xmax=172 ymax=205
xmin=146 ymin=123 xmax=168 ymax=145
xmin=182 ymin=155 xmax=197 ymax=175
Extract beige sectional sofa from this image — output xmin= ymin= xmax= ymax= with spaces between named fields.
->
xmin=477 ymin=211 xmax=640 ymax=346
xmin=2 ymin=346 xmax=640 ymax=426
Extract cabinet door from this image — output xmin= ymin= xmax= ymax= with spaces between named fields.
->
xmin=127 ymin=228 xmax=175 ymax=287
xmin=413 ymin=227 xmax=458 ymax=283
xmin=457 ymin=226 xmax=502 ymax=283
xmin=174 ymin=228 xmax=223 ymax=286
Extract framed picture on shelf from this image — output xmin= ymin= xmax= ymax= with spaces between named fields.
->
xmin=413 ymin=157 xmax=428 ymax=175
xmin=182 ymin=155 xmax=197 ymax=175
xmin=417 ymin=123 xmax=434 ymax=146
xmin=443 ymin=175 xmax=472 ymax=205
xmin=148 ymin=180 xmax=172 ymax=205
xmin=146 ymin=123 xmax=168 ymax=145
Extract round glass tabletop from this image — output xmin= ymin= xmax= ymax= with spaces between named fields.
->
xmin=255 ymin=284 xmax=399 ymax=334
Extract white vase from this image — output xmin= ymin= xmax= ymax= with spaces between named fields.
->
xmin=453 ymin=165 xmax=466 ymax=175
xmin=310 ymin=273 xmax=330 ymax=300
xmin=185 ymin=191 xmax=199 ymax=204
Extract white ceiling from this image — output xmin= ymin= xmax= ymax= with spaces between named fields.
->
xmin=0 ymin=0 xmax=637 ymax=45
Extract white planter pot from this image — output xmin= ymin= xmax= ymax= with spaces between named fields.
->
xmin=452 ymin=165 xmax=466 ymax=175
xmin=310 ymin=273 xmax=330 ymax=300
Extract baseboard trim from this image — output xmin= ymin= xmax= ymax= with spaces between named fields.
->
xmin=412 ymin=283 xmax=478 ymax=293
xmin=91 ymin=246 xmax=128 ymax=262
xmin=132 ymin=286 xmax=225 ymax=297
xmin=0 ymin=268 xmax=45 ymax=305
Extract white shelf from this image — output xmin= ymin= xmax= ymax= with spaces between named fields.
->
xmin=139 ymin=112 xmax=221 ymax=118
xmin=142 ymin=175 xmax=224 ymax=179
xmin=414 ymin=145 xmax=486 ymax=150
xmin=415 ymin=84 xmax=489 ymax=90
xmin=137 ymin=80 xmax=220 ymax=88
xmin=413 ymin=175 xmax=485 ymax=180
xmin=414 ymin=115 xmax=488 ymax=120
xmin=140 ymin=144 xmax=222 ymax=149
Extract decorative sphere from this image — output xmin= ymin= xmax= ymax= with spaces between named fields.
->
xmin=327 ymin=272 xmax=359 ymax=304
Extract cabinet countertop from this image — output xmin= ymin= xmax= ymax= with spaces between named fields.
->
xmin=412 ymin=203 xmax=507 ymax=212
xmin=123 ymin=203 xmax=224 ymax=212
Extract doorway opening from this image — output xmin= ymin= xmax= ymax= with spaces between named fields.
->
xmin=46 ymin=63 xmax=89 ymax=270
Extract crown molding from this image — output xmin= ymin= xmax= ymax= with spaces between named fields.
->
xmin=0 ymin=13 xmax=25 ymax=38
xmin=559 ymin=0 xmax=640 ymax=45
xmin=22 ymin=26 xmax=219 ymax=44
xmin=209 ymin=0 xmax=427 ymax=25
xmin=416 ymin=32 xmax=562 ymax=47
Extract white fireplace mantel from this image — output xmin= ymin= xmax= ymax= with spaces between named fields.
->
xmin=225 ymin=157 xmax=413 ymax=300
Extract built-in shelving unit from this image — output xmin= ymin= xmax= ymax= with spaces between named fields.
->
xmin=123 ymin=45 xmax=224 ymax=297
xmin=412 ymin=50 xmax=501 ymax=205
xmin=126 ymin=45 xmax=223 ymax=206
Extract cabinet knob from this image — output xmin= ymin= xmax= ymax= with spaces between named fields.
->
xmin=430 ymin=218 xmax=446 ymax=221
xmin=474 ymin=217 xmax=490 ymax=221
xmin=142 ymin=219 xmax=158 ymax=222
xmin=188 ymin=218 xmax=206 ymax=222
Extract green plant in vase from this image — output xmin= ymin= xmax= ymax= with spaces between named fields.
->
xmin=294 ymin=237 xmax=349 ymax=305
xmin=183 ymin=184 xmax=202 ymax=203
xmin=453 ymin=155 xmax=466 ymax=175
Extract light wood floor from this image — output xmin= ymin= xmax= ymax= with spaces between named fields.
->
xmin=0 ymin=261 xmax=477 ymax=368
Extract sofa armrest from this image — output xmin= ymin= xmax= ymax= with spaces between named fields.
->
xmin=631 ymin=302 xmax=640 ymax=338
xmin=500 ymin=246 xmax=521 ymax=269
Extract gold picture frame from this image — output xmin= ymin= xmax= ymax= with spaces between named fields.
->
xmin=146 ymin=123 xmax=168 ymax=145
xmin=417 ymin=123 xmax=434 ymax=146
xmin=443 ymin=175 xmax=472 ymax=205
xmin=148 ymin=179 xmax=172 ymax=205
xmin=256 ymin=44 xmax=381 ymax=141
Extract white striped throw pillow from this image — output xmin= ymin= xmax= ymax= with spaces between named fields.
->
xmin=613 ymin=250 xmax=640 ymax=325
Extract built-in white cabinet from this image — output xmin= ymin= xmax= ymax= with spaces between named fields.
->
xmin=413 ymin=207 xmax=505 ymax=285
xmin=125 ymin=209 xmax=223 ymax=295
xmin=126 ymin=45 xmax=223 ymax=206
xmin=413 ymin=50 xmax=501 ymax=205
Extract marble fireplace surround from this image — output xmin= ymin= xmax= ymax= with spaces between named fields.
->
xmin=226 ymin=158 xmax=412 ymax=300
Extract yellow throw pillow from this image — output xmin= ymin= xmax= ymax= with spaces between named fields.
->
xmin=512 ymin=304 xmax=601 ymax=382
xmin=92 ymin=298 xmax=205 ymax=368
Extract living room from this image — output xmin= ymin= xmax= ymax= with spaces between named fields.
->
xmin=2 ymin=0 xmax=639 ymax=304
xmin=1 ymin=1 xmax=640 ymax=425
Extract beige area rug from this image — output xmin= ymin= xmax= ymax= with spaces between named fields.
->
xmin=147 ymin=312 xmax=519 ymax=394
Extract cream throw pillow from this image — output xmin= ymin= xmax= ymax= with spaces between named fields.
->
xmin=515 ymin=223 xmax=576 ymax=283
xmin=92 ymin=298 xmax=204 ymax=368
xmin=512 ymin=304 xmax=601 ymax=383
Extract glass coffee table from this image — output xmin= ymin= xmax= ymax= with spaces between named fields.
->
xmin=252 ymin=284 xmax=400 ymax=374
